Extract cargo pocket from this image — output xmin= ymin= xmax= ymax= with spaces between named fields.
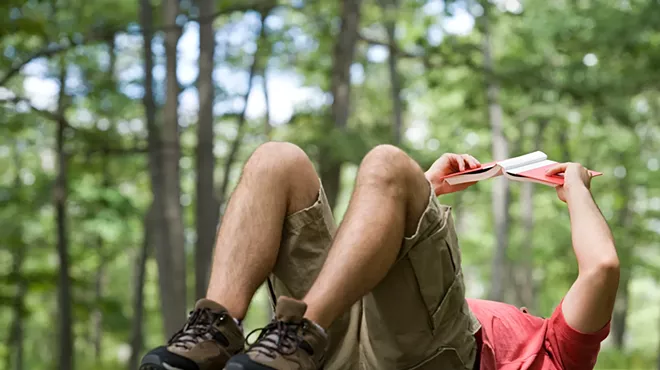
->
xmin=430 ymin=273 xmax=467 ymax=335
xmin=406 ymin=228 xmax=461 ymax=332
xmin=364 ymin=200 xmax=476 ymax=369
xmin=404 ymin=203 xmax=475 ymax=369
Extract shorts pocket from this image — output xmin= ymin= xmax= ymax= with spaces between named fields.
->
xmin=430 ymin=274 xmax=467 ymax=335
xmin=407 ymin=230 xmax=460 ymax=331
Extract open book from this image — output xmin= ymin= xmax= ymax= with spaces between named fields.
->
xmin=440 ymin=151 xmax=602 ymax=186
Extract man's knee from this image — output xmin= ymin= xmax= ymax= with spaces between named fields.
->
xmin=244 ymin=142 xmax=319 ymax=212
xmin=359 ymin=145 xmax=430 ymax=234
xmin=358 ymin=145 xmax=424 ymax=190
xmin=245 ymin=141 xmax=314 ymax=178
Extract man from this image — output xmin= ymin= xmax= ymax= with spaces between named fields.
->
xmin=140 ymin=142 xmax=619 ymax=370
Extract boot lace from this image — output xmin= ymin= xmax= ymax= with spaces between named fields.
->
xmin=167 ymin=308 xmax=228 ymax=350
xmin=246 ymin=320 xmax=308 ymax=358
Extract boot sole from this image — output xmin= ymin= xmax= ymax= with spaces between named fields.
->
xmin=140 ymin=365 xmax=167 ymax=370
xmin=139 ymin=354 xmax=185 ymax=370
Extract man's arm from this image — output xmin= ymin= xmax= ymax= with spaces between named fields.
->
xmin=549 ymin=164 xmax=620 ymax=333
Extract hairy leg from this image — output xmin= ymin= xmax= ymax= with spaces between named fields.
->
xmin=206 ymin=142 xmax=320 ymax=320
xmin=303 ymin=145 xmax=431 ymax=328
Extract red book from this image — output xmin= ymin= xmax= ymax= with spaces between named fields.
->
xmin=440 ymin=151 xmax=602 ymax=186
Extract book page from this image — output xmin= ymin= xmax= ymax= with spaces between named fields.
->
xmin=444 ymin=166 xmax=502 ymax=185
xmin=506 ymin=159 xmax=557 ymax=174
xmin=503 ymin=170 xmax=561 ymax=186
xmin=496 ymin=151 xmax=547 ymax=171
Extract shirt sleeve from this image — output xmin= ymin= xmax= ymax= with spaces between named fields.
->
xmin=546 ymin=299 xmax=611 ymax=370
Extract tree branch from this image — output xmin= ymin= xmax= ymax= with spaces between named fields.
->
xmin=217 ymin=8 xmax=271 ymax=208
xmin=0 ymin=28 xmax=117 ymax=87
xmin=1 ymin=2 xmax=287 ymax=88
xmin=0 ymin=96 xmax=61 ymax=121
xmin=83 ymin=146 xmax=149 ymax=156
xmin=358 ymin=33 xmax=422 ymax=58
xmin=201 ymin=2 xmax=283 ymax=25
xmin=0 ymin=45 xmax=69 ymax=87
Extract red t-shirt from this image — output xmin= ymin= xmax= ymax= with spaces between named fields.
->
xmin=467 ymin=298 xmax=610 ymax=370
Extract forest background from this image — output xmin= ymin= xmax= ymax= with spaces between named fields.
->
xmin=1 ymin=0 xmax=659 ymax=369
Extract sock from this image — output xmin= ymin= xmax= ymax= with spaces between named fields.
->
xmin=233 ymin=317 xmax=243 ymax=332
xmin=308 ymin=319 xmax=327 ymax=337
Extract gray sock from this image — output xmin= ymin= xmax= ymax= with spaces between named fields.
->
xmin=308 ymin=319 xmax=327 ymax=337
xmin=233 ymin=317 xmax=243 ymax=332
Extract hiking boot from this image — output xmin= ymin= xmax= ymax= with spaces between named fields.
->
xmin=224 ymin=296 xmax=327 ymax=370
xmin=140 ymin=299 xmax=244 ymax=370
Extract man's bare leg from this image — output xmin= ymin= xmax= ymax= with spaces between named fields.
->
xmin=139 ymin=142 xmax=322 ymax=370
xmin=303 ymin=145 xmax=431 ymax=328
xmin=206 ymin=142 xmax=320 ymax=320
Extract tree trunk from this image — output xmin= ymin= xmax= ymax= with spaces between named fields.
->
xmin=7 ymin=284 xmax=26 ymax=370
xmin=129 ymin=2 xmax=156 ymax=349
xmin=90 ymin=237 xmax=106 ymax=360
xmin=7 ymin=247 xmax=26 ymax=370
xmin=91 ymin=153 xmax=110 ymax=361
xmin=91 ymin=253 xmax=105 ymax=360
xmin=319 ymin=0 xmax=362 ymax=210
xmin=379 ymin=0 xmax=403 ymax=144
xmin=195 ymin=0 xmax=219 ymax=300
xmin=657 ymin=305 xmax=660 ymax=370
xmin=482 ymin=9 xmax=510 ymax=303
xmin=263 ymin=68 xmax=272 ymax=139
xmin=14 ymin=260 xmax=26 ymax=370
xmin=217 ymin=10 xmax=269 ymax=209
xmin=611 ymin=167 xmax=633 ymax=349
xmin=611 ymin=265 xmax=630 ymax=349
xmin=558 ymin=129 xmax=570 ymax=163
xmin=55 ymin=59 xmax=73 ymax=370
xmin=517 ymin=120 xmax=548 ymax=311
xmin=6 ymin=148 xmax=26 ymax=370
xmin=161 ymin=0 xmax=187 ymax=335
xmin=518 ymin=182 xmax=533 ymax=307
xmin=140 ymin=0 xmax=176 ymax=340
xmin=128 ymin=210 xmax=152 ymax=370
xmin=91 ymin=38 xmax=116 ymax=362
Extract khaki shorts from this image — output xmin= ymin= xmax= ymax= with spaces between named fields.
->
xmin=269 ymin=184 xmax=481 ymax=370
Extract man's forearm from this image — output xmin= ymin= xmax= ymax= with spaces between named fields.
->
xmin=562 ymin=184 xmax=619 ymax=333
xmin=566 ymin=185 xmax=619 ymax=272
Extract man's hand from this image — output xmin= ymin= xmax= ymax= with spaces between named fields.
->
xmin=425 ymin=153 xmax=481 ymax=196
xmin=545 ymin=162 xmax=592 ymax=203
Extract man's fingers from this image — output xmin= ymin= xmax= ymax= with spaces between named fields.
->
xmin=462 ymin=154 xmax=480 ymax=168
xmin=444 ymin=153 xmax=480 ymax=172
xmin=546 ymin=163 xmax=569 ymax=176
xmin=456 ymin=155 xmax=466 ymax=171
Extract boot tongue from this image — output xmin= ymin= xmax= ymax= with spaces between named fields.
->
xmin=194 ymin=298 xmax=227 ymax=313
xmin=275 ymin=296 xmax=307 ymax=322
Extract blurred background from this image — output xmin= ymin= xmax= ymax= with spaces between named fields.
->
xmin=1 ymin=0 xmax=659 ymax=369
